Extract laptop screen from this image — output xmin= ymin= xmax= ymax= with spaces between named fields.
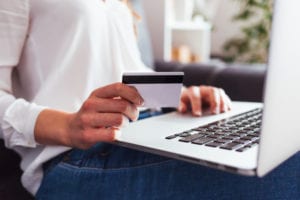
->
xmin=255 ymin=1 xmax=300 ymax=176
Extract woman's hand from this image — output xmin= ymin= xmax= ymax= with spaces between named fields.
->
xmin=67 ymin=83 xmax=144 ymax=149
xmin=178 ymin=85 xmax=232 ymax=116
xmin=35 ymin=83 xmax=144 ymax=149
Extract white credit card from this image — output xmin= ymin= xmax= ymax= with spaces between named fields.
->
xmin=122 ymin=72 xmax=184 ymax=108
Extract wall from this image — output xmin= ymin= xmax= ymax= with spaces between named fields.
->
xmin=143 ymin=0 xmax=166 ymax=61
xmin=210 ymin=0 xmax=242 ymax=56
xmin=143 ymin=0 xmax=243 ymax=61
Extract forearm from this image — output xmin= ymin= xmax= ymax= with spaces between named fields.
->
xmin=34 ymin=83 xmax=144 ymax=150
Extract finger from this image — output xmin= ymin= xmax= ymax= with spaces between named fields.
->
xmin=178 ymin=87 xmax=189 ymax=113
xmin=85 ymin=98 xmax=139 ymax=121
xmin=218 ymin=88 xmax=227 ymax=113
xmin=217 ymin=88 xmax=232 ymax=111
xmin=187 ymin=86 xmax=202 ymax=116
xmin=224 ymin=93 xmax=232 ymax=111
xmin=82 ymin=113 xmax=129 ymax=128
xmin=104 ymin=99 xmax=139 ymax=121
xmin=92 ymin=83 xmax=144 ymax=106
xmin=83 ymin=127 xmax=119 ymax=145
xmin=211 ymin=88 xmax=221 ymax=114
xmin=178 ymin=101 xmax=188 ymax=113
xmin=201 ymin=86 xmax=220 ymax=114
xmin=92 ymin=127 xmax=119 ymax=142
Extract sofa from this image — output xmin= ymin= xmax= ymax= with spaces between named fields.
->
xmin=0 ymin=140 xmax=34 ymax=199
xmin=154 ymin=61 xmax=266 ymax=102
xmin=0 ymin=1 xmax=266 ymax=199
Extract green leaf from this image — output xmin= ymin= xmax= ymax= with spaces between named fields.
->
xmin=223 ymin=0 xmax=273 ymax=63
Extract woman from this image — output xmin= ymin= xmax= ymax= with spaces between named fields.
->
xmin=1 ymin=1 xmax=298 ymax=200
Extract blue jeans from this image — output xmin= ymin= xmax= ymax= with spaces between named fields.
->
xmin=36 ymin=142 xmax=300 ymax=200
xmin=36 ymin=110 xmax=300 ymax=200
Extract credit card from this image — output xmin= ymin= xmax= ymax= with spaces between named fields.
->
xmin=122 ymin=72 xmax=184 ymax=108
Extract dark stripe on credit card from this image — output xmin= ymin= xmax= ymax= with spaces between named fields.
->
xmin=122 ymin=75 xmax=183 ymax=84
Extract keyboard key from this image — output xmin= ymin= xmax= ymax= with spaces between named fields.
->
xmin=236 ymin=130 xmax=248 ymax=135
xmin=245 ymin=143 xmax=258 ymax=148
xmin=179 ymin=134 xmax=204 ymax=142
xmin=165 ymin=135 xmax=177 ymax=140
xmin=207 ymin=134 xmax=220 ymax=139
xmin=192 ymin=137 xmax=214 ymax=145
xmin=214 ymin=132 xmax=225 ymax=136
xmin=205 ymin=142 xmax=223 ymax=148
xmin=233 ymin=139 xmax=251 ymax=145
xmin=176 ymin=132 xmax=192 ymax=137
xmin=243 ymin=127 xmax=254 ymax=131
xmin=193 ymin=127 xmax=208 ymax=131
xmin=228 ymin=133 xmax=240 ymax=137
xmin=254 ymin=128 xmax=261 ymax=132
xmin=215 ymin=139 xmax=231 ymax=144
xmin=240 ymin=136 xmax=255 ymax=141
xmin=220 ymin=142 xmax=243 ymax=150
xmin=222 ymin=136 xmax=237 ymax=140
xmin=252 ymin=139 xmax=260 ymax=144
xmin=236 ymin=146 xmax=251 ymax=152
xmin=185 ymin=130 xmax=200 ymax=134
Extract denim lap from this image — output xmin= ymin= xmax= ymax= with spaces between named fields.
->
xmin=36 ymin=143 xmax=300 ymax=200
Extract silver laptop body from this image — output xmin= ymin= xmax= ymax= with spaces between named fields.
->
xmin=116 ymin=0 xmax=300 ymax=177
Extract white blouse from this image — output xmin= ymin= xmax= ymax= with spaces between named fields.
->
xmin=0 ymin=0 xmax=149 ymax=195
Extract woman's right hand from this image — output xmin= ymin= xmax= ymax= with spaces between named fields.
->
xmin=67 ymin=83 xmax=144 ymax=149
xmin=34 ymin=83 xmax=144 ymax=149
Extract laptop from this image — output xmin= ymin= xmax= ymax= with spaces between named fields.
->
xmin=116 ymin=1 xmax=300 ymax=177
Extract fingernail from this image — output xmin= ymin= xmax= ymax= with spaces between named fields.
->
xmin=132 ymin=113 xmax=139 ymax=122
xmin=224 ymin=105 xmax=229 ymax=112
xmin=194 ymin=111 xmax=202 ymax=116
xmin=178 ymin=105 xmax=183 ymax=112
xmin=139 ymin=98 xmax=145 ymax=106
xmin=114 ymin=129 xmax=122 ymax=140
xmin=121 ymin=116 xmax=130 ymax=127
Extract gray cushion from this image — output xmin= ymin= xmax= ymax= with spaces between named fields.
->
xmin=155 ymin=61 xmax=266 ymax=102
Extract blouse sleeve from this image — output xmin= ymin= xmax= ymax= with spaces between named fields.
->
xmin=0 ymin=0 xmax=45 ymax=148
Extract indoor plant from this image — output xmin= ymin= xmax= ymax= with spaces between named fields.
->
xmin=223 ymin=0 xmax=273 ymax=63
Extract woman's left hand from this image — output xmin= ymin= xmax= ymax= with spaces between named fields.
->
xmin=178 ymin=85 xmax=232 ymax=116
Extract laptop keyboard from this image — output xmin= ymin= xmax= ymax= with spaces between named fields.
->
xmin=165 ymin=108 xmax=262 ymax=152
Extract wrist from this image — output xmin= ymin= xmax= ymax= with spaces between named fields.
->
xmin=34 ymin=109 xmax=73 ymax=147
xmin=57 ymin=112 xmax=74 ymax=147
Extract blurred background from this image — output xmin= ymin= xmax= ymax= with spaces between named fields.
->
xmin=143 ymin=0 xmax=273 ymax=64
